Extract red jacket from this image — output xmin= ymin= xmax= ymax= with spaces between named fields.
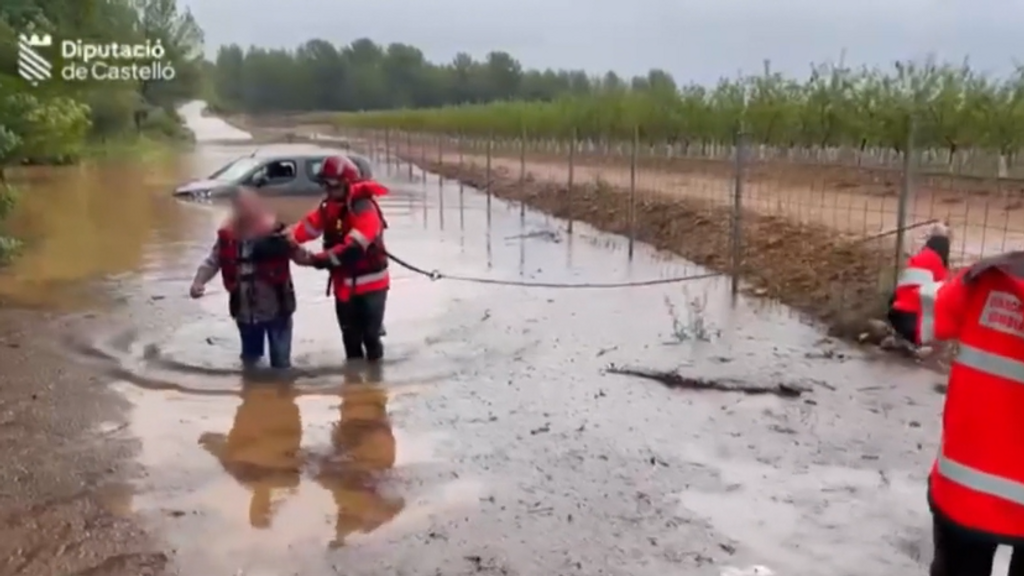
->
xmin=293 ymin=181 xmax=389 ymax=301
xmin=912 ymin=252 xmax=1024 ymax=544
xmin=892 ymin=244 xmax=948 ymax=313
xmin=216 ymin=223 xmax=296 ymax=317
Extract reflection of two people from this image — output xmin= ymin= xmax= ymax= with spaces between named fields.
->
xmin=198 ymin=365 xmax=403 ymax=545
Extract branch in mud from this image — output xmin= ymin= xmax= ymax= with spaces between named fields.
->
xmin=604 ymin=364 xmax=815 ymax=397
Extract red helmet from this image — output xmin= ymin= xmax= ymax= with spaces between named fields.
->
xmin=317 ymin=155 xmax=360 ymax=187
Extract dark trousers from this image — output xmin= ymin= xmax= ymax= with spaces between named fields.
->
xmin=237 ymin=316 xmax=293 ymax=368
xmin=931 ymin=516 xmax=1024 ymax=576
xmin=888 ymin=308 xmax=919 ymax=343
xmin=335 ymin=291 xmax=387 ymax=361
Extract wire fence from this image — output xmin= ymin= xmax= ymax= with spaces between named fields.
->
xmin=338 ymin=126 xmax=1024 ymax=318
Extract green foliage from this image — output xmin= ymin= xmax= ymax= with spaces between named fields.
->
xmin=205 ymin=37 xmax=1024 ymax=158
xmin=207 ymin=38 xmax=588 ymax=113
xmin=331 ymin=59 xmax=1024 ymax=157
xmin=0 ymin=93 xmax=92 ymax=163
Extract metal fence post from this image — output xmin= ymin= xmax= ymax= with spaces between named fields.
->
xmin=486 ymin=132 xmax=493 ymax=224
xmin=396 ymin=131 xmax=402 ymax=172
xmin=731 ymin=126 xmax=745 ymax=296
xmin=406 ymin=131 xmax=413 ymax=180
xmin=894 ymin=116 xmax=915 ymax=288
xmin=628 ymin=125 xmax=638 ymax=259
xmin=419 ymin=134 xmax=426 ymax=182
xmin=458 ymin=132 xmax=464 ymax=197
xmin=458 ymin=132 xmax=465 ymax=229
xmin=436 ymin=134 xmax=445 ymax=229
xmin=567 ymin=127 xmax=576 ymax=234
xmin=519 ymin=126 xmax=527 ymax=221
xmin=437 ymin=133 xmax=443 ymax=186
xmin=384 ymin=128 xmax=391 ymax=173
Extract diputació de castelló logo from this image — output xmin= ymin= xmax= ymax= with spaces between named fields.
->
xmin=17 ymin=32 xmax=176 ymax=86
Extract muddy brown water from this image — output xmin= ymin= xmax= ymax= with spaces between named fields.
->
xmin=0 ymin=101 xmax=1003 ymax=575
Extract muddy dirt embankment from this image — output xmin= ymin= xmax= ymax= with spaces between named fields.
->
xmin=408 ymin=154 xmax=895 ymax=339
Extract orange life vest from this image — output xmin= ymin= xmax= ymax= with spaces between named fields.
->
xmin=216 ymin=224 xmax=296 ymax=317
xmin=319 ymin=188 xmax=389 ymax=300
xmin=921 ymin=257 xmax=1024 ymax=543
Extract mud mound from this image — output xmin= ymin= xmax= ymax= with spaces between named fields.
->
xmin=421 ymin=160 xmax=894 ymax=338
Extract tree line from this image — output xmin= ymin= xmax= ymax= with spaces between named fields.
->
xmin=336 ymin=60 xmax=1024 ymax=160
xmin=207 ymin=38 xmax=666 ymax=113
xmin=206 ymin=38 xmax=1024 ymax=168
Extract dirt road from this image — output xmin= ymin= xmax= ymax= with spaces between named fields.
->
xmin=0 ymin=104 xmax=988 ymax=575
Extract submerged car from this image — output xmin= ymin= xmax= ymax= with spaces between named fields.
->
xmin=173 ymin=152 xmax=373 ymax=199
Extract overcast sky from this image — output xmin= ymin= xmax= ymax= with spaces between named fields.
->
xmin=180 ymin=0 xmax=1021 ymax=84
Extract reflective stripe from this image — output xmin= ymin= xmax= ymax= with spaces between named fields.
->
xmin=327 ymin=252 xmax=341 ymax=267
xmin=347 ymin=229 xmax=370 ymax=247
xmin=918 ymin=281 xmax=940 ymax=343
xmin=353 ymin=270 xmax=387 ymax=286
xmin=937 ymin=453 xmax=1024 ymax=507
xmin=302 ymin=220 xmax=319 ymax=238
xmin=898 ymin=267 xmax=935 ymax=287
xmin=956 ymin=344 xmax=1024 ymax=385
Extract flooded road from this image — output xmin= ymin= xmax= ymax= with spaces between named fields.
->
xmin=1 ymin=101 xmax=973 ymax=575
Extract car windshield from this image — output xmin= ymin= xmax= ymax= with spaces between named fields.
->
xmin=208 ymin=157 xmax=261 ymax=181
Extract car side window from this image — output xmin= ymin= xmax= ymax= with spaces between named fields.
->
xmin=264 ymin=160 xmax=297 ymax=182
xmin=306 ymin=158 xmax=324 ymax=180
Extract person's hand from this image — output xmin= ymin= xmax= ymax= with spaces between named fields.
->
xmin=292 ymin=248 xmax=313 ymax=266
xmin=189 ymin=282 xmax=205 ymax=298
xmin=311 ymin=255 xmax=329 ymax=270
xmin=281 ymin=225 xmax=301 ymax=248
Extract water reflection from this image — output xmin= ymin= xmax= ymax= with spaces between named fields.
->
xmin=198 ymin=382 xmax=302 ymax=529
xmin=314 ymin=364 xmax=403 ymax=548
xmin=195 ymin=366 xmax=402 ymax=544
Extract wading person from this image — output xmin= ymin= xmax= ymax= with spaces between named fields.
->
xmin=190 ymin=188 xmax=311 ymax=369
xmin=289 ymin=155 xmax=390 ymax=362
xmin=889 ymin=222 xmax=951 ymax=345
xmin=891 ymin=248 xmax=1024 ymax=576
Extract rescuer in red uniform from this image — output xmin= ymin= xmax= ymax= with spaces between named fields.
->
xmin=290 ymin=156 xmax=390 ymax=362
xmin=889 ymin=222 xmax=951 ymax=345
xmin=891 ymin=241 xmax=1024 ymax=575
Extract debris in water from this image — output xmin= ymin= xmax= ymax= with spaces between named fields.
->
xmin=505 ymin=229 xmax=562 ymax=243
xmin=605 ymin=365 xmax=814 ymax=397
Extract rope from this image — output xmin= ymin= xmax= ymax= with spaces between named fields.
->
xmin=852 ymin=219 xmax=940 ymax=245
xmin=385 ymin=251 xmax=722 ymax=288
xmin=383 ymin=218 xmax=942 ymax=289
